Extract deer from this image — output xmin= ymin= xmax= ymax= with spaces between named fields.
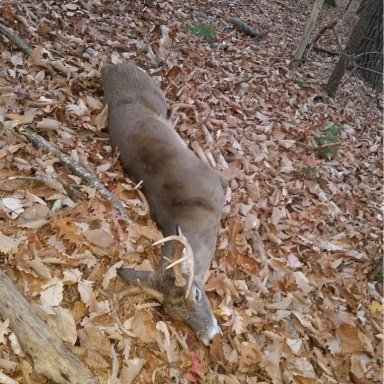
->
xmin=101 ymin=63 xmax=226 ymax=345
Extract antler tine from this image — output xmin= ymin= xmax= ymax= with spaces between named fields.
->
xmin=153 ymin=228 xmax=195 ymax=298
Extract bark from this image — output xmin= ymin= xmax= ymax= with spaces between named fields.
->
xmin=355 ymin=0 xmax=383 ymax=91
xmin=325 ymin=0 xmax=382 ymax=97
xmin=0 ymin=269 xmax=98 ymax=384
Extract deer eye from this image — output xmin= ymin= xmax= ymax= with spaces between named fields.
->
xmin=194 ymin=287 xmax=202 ymax=302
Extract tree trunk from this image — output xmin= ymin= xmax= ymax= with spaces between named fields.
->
xmin=355 ymin=0 xmax=383 ymax=91
xmin=325 ymin=0 xmax=382 ymax=97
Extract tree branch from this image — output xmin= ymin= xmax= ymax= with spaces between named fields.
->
xmin=0 ymin=21 xmax=65 ymax=77
xmin=20 ymin=128 xmax=132 ymax=222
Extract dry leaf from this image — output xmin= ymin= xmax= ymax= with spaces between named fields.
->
xmin=120 ymin=359 xmax=146 ymax=384
xmin=83 ymin=228 xmax=114 ymax=248
xmin=1 ymin=198 xmax=24 ymax=219
xmin=36 ymin=118 xmax=61 ymax=130
xmin=29 ymin=258 xmax=52 ymax=280
xmin=186 ymin=356 xmax=205 ymax=383
xmin=17 ymin=204 xmax=50 ymax=229
xmin=40 ymin=277 xmax=63 ymax=307
xmin=95 ymin=104 xmax=108 ymax=130
xmin=336 ymin=325 xmax=374 ymax=356
xmin=102 ymin=260 xmax=123 ymax=289
xmin=287 ymin=253 xmax=303 ymax=269
xmin=0 ymin=233 xmax=21 ymax=253
xmin=125 ymin=310 xmax=158 ymax=343
xmin=0 ymin=319 xmax=10 ymax=345
xmin=47 ymin=307 xmax=77 ymax=344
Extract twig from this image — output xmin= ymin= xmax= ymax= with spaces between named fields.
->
xmin=297 ymin=142 xmax=341 ymax=151
xmin=19 ymin=127 xmax=132 ymax=222
xmin=191 ymin=140 xmax=210 ymax=165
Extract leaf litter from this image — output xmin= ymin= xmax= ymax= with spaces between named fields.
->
xmin=0 ymin=0 xmax=382 ymax=383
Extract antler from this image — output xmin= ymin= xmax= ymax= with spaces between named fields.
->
xmin=153 ymin=226 xmax=194 ymax=298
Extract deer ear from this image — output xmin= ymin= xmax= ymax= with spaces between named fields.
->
xmin=117 ymin=268 xmax=159 ymax=290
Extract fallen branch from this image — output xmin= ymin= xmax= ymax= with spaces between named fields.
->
xmin=20 ymin=127 xmax=132 ymax=222
xmin=192 ymin=9 xmax=213 ymax=22
xmin=313 ymin=44 xmax=339 ymax=56
xmin=0 ymin=21 xmax=65 ymax=76
xmin=313 ymin=19 xmax=338 ymax=43
xmin=225 ymin=16 xmax=261 ymax=38
xmin=0 ymin=21 xmax=32 ymax=55
xmin=0 ymin=269 xmax=98 ymax=384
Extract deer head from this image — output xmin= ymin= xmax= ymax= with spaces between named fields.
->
xmin=102 ymin=63 xmax=226 ymax=345
xmin=117 ymin=227 xmax=222 ymax=345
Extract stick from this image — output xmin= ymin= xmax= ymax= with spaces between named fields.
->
xmin=0 ymin=269 xmax=98 ymax=384
xmin=225 ymin=16 xmax=261 ymax=38
xmin=0 ymin=21 xmax=32 ymax=55
xmin=311 ymin=19 xmax=338 ymax=48
xmin=20 ymin=128 xmax=132 ymax=222
xmin=313 ymin=44 xmax=339 ymax=56
xmin=297 ymin=141 xmax=341 ymax=151
xmin=251 ymin=229 xmax=268 ymax=262
xmin=191 ymin=140 xmax=210 ymax=165
xmin=290 ymin=0 xmax=325 ymax=69
xmin=0 ymin=21 xmax=65 ymax=77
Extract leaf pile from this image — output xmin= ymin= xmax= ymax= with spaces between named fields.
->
xmin=0 ymin=0 xmax=382 ymax=383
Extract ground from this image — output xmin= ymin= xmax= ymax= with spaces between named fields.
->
xmin=0 ymin=0 xmax=382 ymax=383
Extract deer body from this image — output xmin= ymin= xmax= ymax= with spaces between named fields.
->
xmin=101 ymin=64 xmax=226 ymax=344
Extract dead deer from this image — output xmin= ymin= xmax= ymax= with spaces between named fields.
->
xmin=101 ymin=63 xmax=226 ymax=345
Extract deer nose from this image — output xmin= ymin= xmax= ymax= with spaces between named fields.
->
xmin=201 ymin=320 xmax=222 ymax=346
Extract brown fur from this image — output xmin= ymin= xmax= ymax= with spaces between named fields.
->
xmin=102 ymin=63 xmax=226 ymax=344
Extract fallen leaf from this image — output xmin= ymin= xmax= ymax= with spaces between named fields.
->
xmin=186 ymin=355 xmax=205 ymax=383
xmin=36 ymin=118 xmax=61 ymax=130
xmin=102 ymin=260 xmax=123 ymax=289
xmin=0 ymin=232 xmax=21 ymax=253
xmin=368 ymin=301 xmax=384 ymax=314
xmin=336 ymin=324 xmax=374 ymax=356
xmin=47 ymin=307 xmax=77 ymax=344
xmin=0 ymin=319 xmax=10 ymax=344
xmin=40 ymin=277 xmax=63 ymax=307
xmin=84 ymin=228 xmax=114 ymax=248
xmin=120 ymin=359 xmax=146 ymax=384
xmin=1 ymin=197 xmax=24 ymax=219
xmin=287 ymin=253 xmax=303 ymax=269
xmin=95 ymin=104 xmax=108 ymax=130
xmin=209 ymin=335 xmax=227 ymax=363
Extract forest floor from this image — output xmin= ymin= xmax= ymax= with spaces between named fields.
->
xmin=0 ymin=0 xmax=382 ymax=383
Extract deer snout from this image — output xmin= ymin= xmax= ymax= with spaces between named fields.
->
xmin=162 ymin=282 xmax=222 ymax=346
xmin=199 ymin=316 xmax=222 ymax=346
